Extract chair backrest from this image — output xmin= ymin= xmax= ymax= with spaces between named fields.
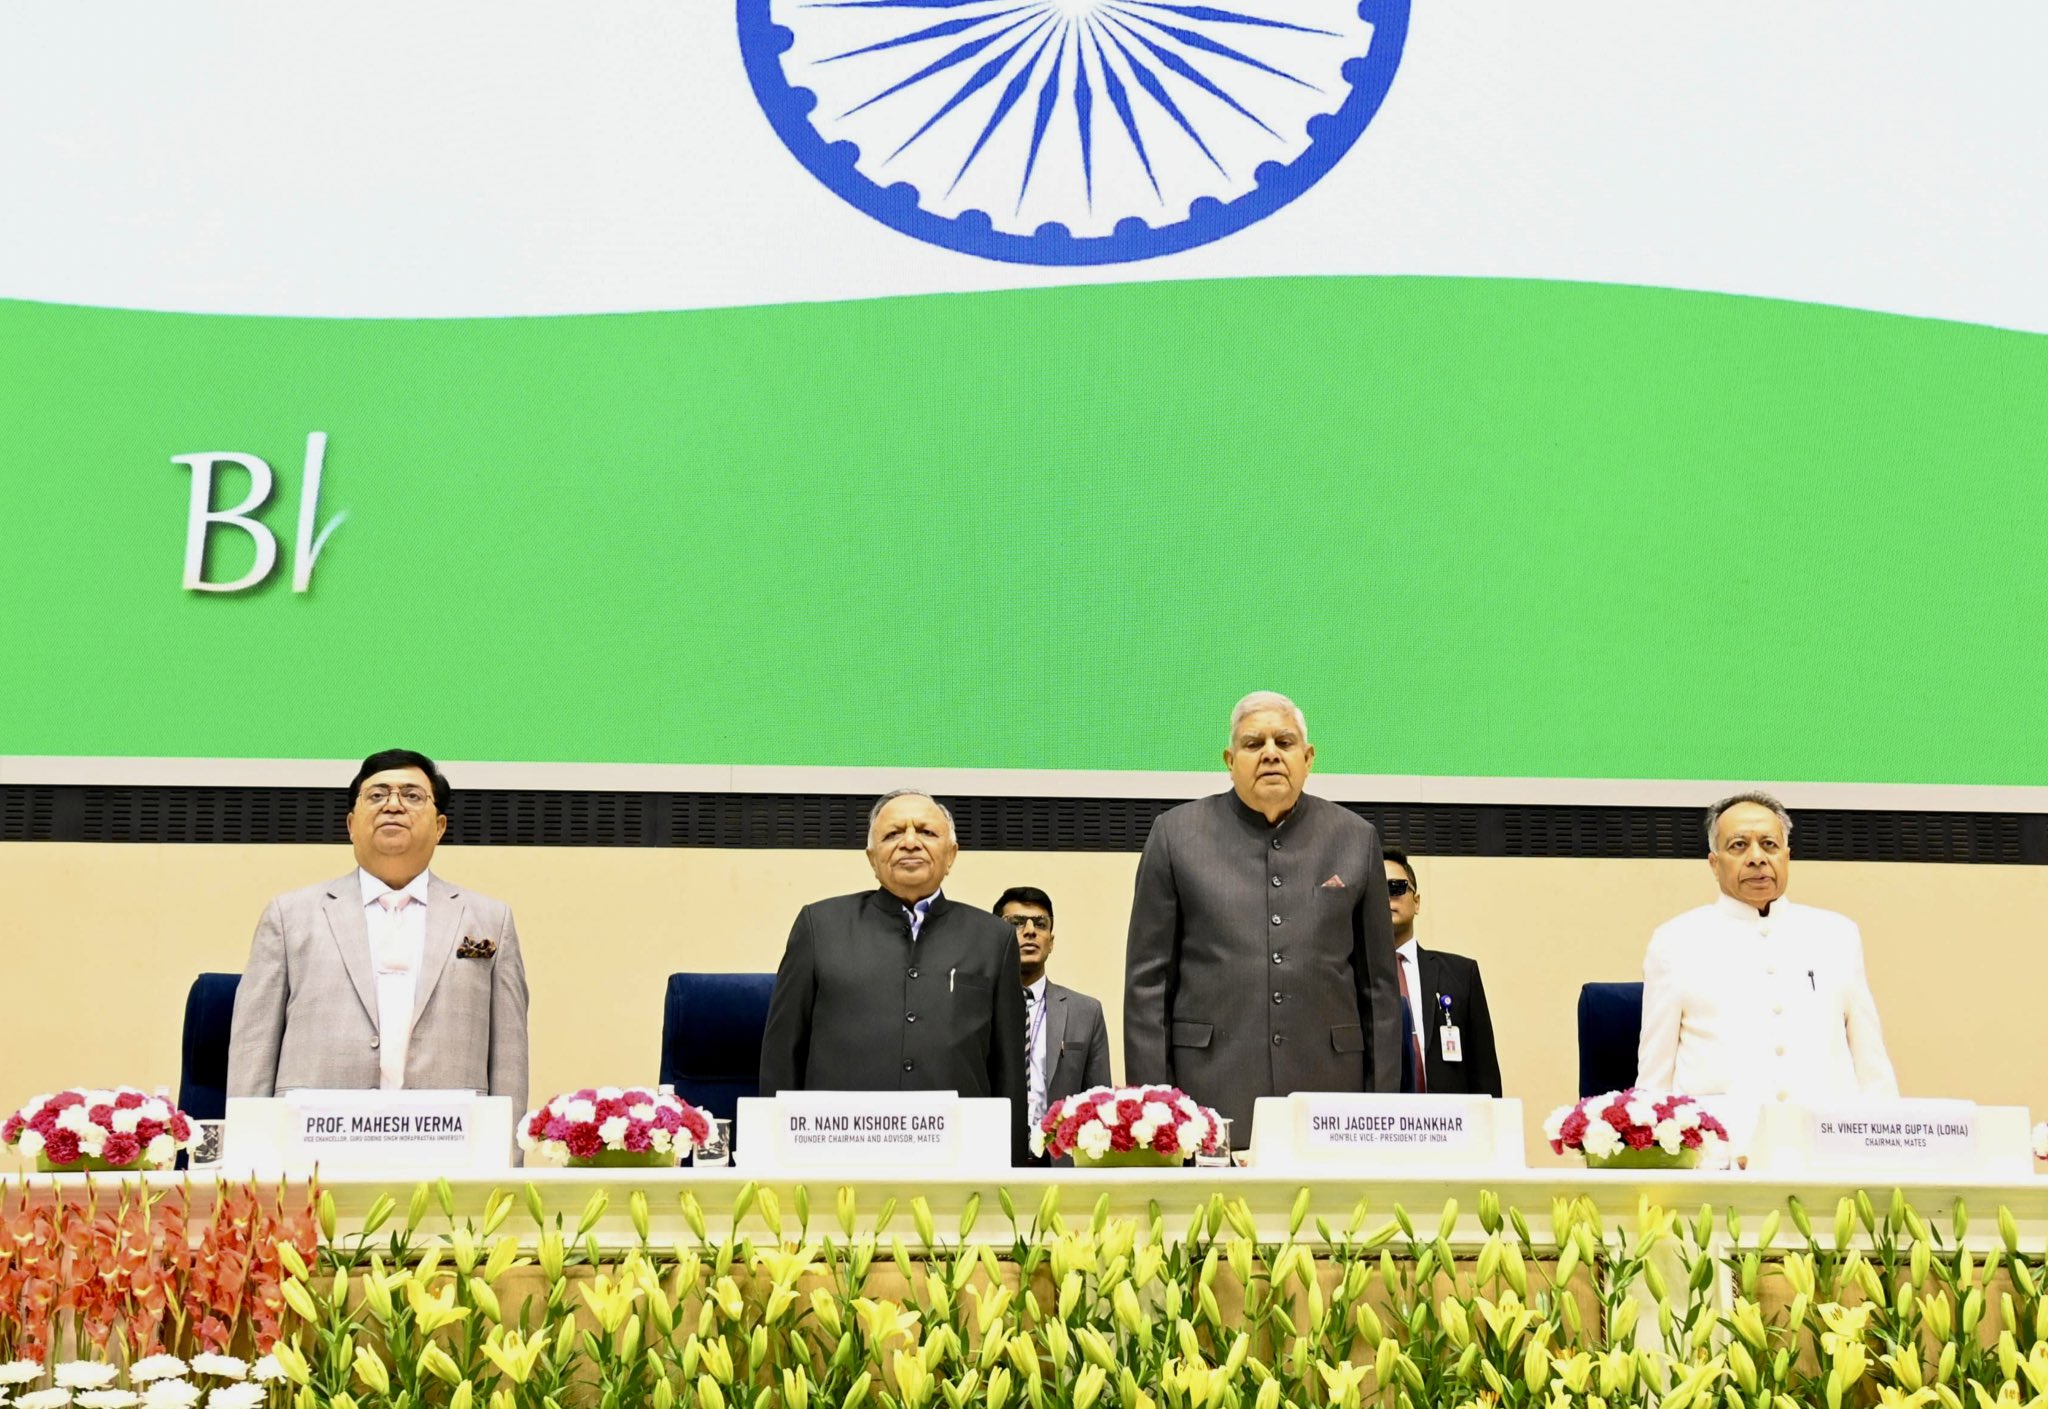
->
xmin=178 ymin=972 xmax=242 ymax=1121
xmin=659 ymin=973 xmax=777 ymax=1125
xmin=1575 ymin=981 xmax=1644 ymax=1097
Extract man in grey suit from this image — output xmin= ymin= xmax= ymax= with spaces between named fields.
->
xmin=1124 ymin=692 xmax=1402 ymax=1137
xmin=227 ymin=750 xmax=529 ymax=1117
xmin=995 ymin=886 xmax=1113 ymax=1145
xmin=760 ymin=790 xmax=1031 ymax=1163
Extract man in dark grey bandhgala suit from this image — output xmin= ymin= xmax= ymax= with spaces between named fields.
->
xmin=1124 ymin=692 xmax=1402 ymax=1136
xmin=760 ymin=789 xmax=1031 ymax=1164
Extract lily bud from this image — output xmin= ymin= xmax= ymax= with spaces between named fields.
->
xmin=361 ymin=1192 xmax=397 ymax=1237
xmin=349 ymin=1351 xmax=390 ymax=1399
xmin=406 ymin=1181 xmax=432 ymax=1233
xmin=317 ymin=1189 xmax=338 ymax=1242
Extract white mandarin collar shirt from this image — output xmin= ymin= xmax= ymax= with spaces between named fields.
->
xmin=359 ymin=867 xmax=432 ymax=1089
xmin=1637 ymin=890 xmax=1898 ymax=1146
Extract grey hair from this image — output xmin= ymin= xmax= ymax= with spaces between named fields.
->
xmin=1704 ymin=790 xmax=1793 ymax=852
xmin=1229 ymin=690 xmax=1308 ymax=743
xmin=867 ymin=789 xmax=957 ymax=845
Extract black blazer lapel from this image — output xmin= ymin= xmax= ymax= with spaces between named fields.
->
xmin=1418 ymin=947 xmax=1447 ymax=1093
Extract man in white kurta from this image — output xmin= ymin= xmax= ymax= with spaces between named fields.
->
xmin=1637 ymin=793 xmax=1896 ymax=1143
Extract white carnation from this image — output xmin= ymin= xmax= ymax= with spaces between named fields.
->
xmin=1076 ymin=1121 xmax=1114 ymax=1158
xmin=18 ymin=1390 xmax=72 ymax=1409
xmin=0 ymin=1364 xmax=44 ymax=1387
xmin=1541 ymin=1106 xmax=1569 ymax=1142
xmin=595 ymin=1086 xmax=624 ymax=1101
xmin=1130 ymin=1117 xmax=1160 ymax=1144
xmin=249 ymin=1362 xmax=282 ymax=1387
xmin=77 ymin=1392 xmax=139 ymax=1409
xmin=204 ymin=1387 xmax=265 ymax=1409
xmin=54 ymin=1107 xmax=91 ymax=1136
xmin=1175 ymin=1120 xmax=1205 ymax=1154
xmin=563 ymin=1099 xmax=596 ymax=1124
xmin=1140 ymin=1101 xmax=1174 ymax=1129
xmin=1673 ymin=1105 xmax=1701 ymax=1131
xmin=83 ymin=1091 xmax=117 ymax=1111
xmin=1581 ymin=1120 xmax=1624 ymax=1159
xmin=597 ymin=1116 xmax=628 ymax=1145
xmin=127 ymin=1359 xmax=187 ymax=1384
xmin=110 ymin=1110 xmax=142 ymax=1135
xmin=17 ymin=1131 xmax=44 ymax=1159
xmin=140 ymin=1099 xmax=171 ymax=1124
xmin=651 ymin=1128 xmax=673 ymax=1152
xmin=186 ymin=1360 xmax=244 ymax=1384
xmin=78 ymin=1126 xmax=108 ymax=1155
xmin=1175 ymin=1096 xmax=1200 ymax=1117
xmin=18 ymin=1096 xmax=49 ymax=1121
xmin=144 ymin=1135 xmax=176 ymax=1166
xmin=628 ymin=1104 xmax=655 ymax=1121
xmin=1623 ymin=1099 xmax=1659 ymax=1129
xmin=1028 ymin=1126 xmax=1047 ymax=1157
xmin=141 ymin=1382 xmax=200 ymax=1409
xmin=54 ymin=1367 xmax=117 ymax=1391
xmin=1652 ymin=1119 xmax=1686 ymax=1154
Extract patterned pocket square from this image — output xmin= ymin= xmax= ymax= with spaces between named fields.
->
xmin=456 ymin=936 xmax=498 ymax=959
xmin=1320 ymin=874 xmax=1346 ymax=889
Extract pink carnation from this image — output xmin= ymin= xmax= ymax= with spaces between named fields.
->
xmin=115 ymin=1090 xmax=145 ymax=1110
xmin=595 ymin=1097 xmax=627 ymax=1122
xmin=564 ymin=1124 xmax=603 ymax=1159
xmin=545 ymin=1117 xmax=571 ymax=1142
xmin=136 ymin=1118 xmax=165 ymax=1144
xmin=44 ymin=1129 xmax=81 ymax=1165
xmin=525 ymin=1111 xmax=549 ymax=1139
xmin=681 ymin=1109 xmax=710 ymax=1144
xmin=1109 ymin=1126 xmax=1137 ymax=1153
xmin=623 ymin=1123 xmax=654 ymax=1153
xmin=1150 ymin=1125 xmax=1180 ymax=1154
xmin=1623 ymin=1125 xmax=1653 ymax=1150
xmin=168 ymin=1113 xmax=191 ymax=1141
xmin=1116 ymin=1099 xmax=1143 ymax=1125
xmin=623 ymin=1089 xmax=652 ymax=1106
xmin=30 ymin=1108 xmax=57 ymax=1137
xmin=2 ymin=1114 xmax=22 ymax=1143
xmin=102 ymin=1132 xmax=142 ymax=1166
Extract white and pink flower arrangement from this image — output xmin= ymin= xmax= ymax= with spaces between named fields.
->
xmin=2 ymin=1089 xmax=196 ymax=1171
xmin=1032 ymin=1085 xmax=1226 ymax=1167
xmin=518 ymin=1087 xmax=712 ymax=1166
xmin=1544 ymin=1089 xmax=1731 ymax=1170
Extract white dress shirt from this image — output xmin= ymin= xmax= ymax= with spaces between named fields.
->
xmin=1638 ymin=893 xmax=1898 ymax=1143
xmin=359 ymin=867 xmax=431 ymax=1090
xmin=1395 ymin=938 xmax=1425 ymax=1042
xmin=1024 ymin=975 xmax=1050 ymax=1128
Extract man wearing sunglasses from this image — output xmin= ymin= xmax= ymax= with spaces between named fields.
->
xmin=996 ymin=886 xmax=1113 ymax=1148
xmin=1385 ymin=850 xmax=1502 ymax=1098
xmin=227 ymin=749 xmax=529 ymax=1119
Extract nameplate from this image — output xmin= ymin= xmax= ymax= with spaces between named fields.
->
xmin=1807 ymin=1100 xmax=1977 ymax=1169
xmin=289 ymin=1090 xmax=478 ymax=1161
xmin=222 ymin=1091 xmax=514 ymax=1174
xmin=1303 ymin=1094 xmax=1488 ymax=1155
xmin=1249 ymin=1094 xmax=1524 ymax=1171
xmin=771 ymin=1091 xmax=961 ymax=1166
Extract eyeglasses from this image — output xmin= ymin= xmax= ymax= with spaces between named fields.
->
xmin=1003 ymin=915 xmax=1052 ymax=932
xmin=1386 ymin=879 xmax=1414 ymax=898
xmin=360 ymin=785 xmax=434 ymax=810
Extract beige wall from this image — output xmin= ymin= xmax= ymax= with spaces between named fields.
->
xmin=3 ymin=842 xmax=2040 ymax=1167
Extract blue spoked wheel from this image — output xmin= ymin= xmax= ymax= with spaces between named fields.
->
xmin=738 ymin=0 xmax=1410 ymax=265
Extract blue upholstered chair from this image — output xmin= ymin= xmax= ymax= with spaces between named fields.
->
xmin=178 ymin=972 xmax=242 ymax=1121
xmin=1575 ymin=982 xmax=1644 ymax=1097
xmin=659 ymin=973 xmax=776 ymax=1126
